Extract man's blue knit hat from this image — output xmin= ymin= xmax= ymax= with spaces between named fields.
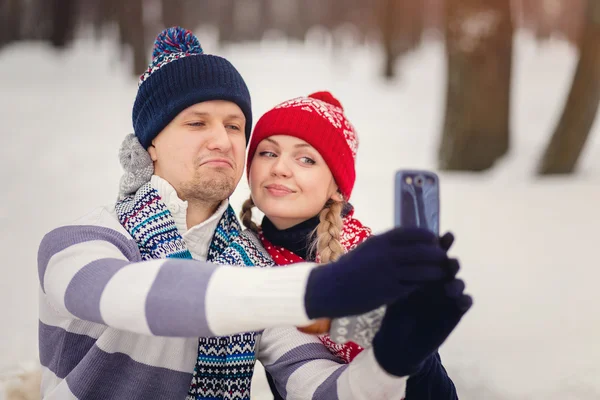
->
xmin=132 ymin=27 xmax=252 ymax=149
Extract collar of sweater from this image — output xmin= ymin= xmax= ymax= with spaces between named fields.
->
xmin=260 ymin=215 xmax=319 ymax=260
xmin=260 ymin=203 xmax=355 ymax=261
xmin=150 ymin=175 xmax=228 ymax=261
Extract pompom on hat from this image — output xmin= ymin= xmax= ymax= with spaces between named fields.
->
xmin=247 ymin=91 xmax=359 ymax=200
xmin=132 ymin=27 xmax=252 ymax=149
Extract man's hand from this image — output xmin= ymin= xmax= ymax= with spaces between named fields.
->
xmin=372 ymin=269 xmax=473 ymax=377
xmin=304 ymin=227 xmax=454 ymax=320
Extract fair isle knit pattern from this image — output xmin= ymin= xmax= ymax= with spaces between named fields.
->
xmin=115 ymin=185 xmax=266 ymax=400
xmin=138 ymin=52 xmax=198 ymax=86
xmin=206 ymin=205 xmax=241 ymax=262
xmin=189 ymin=333 xmax=255 ymax=400
xmin=214 ymin=230 xmax=274 ymax=268
xmin=115 ymin=183 xmax=192 ymax=260
xmin=189 ymin=225 xmax=270 ymax=399
xmin=272 ymin=96 xmax=359 ymax=160
xmin=188 ymin=231 xmax=274 ymax=399
xmin=138 ymin=27 xmax=204 ymax=86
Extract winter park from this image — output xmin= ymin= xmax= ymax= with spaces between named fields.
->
xmin=1 ymin=1 xmax=599 ymax=399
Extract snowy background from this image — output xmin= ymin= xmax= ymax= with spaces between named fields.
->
xmin=1 ymin=28 xmax=599 ymax=399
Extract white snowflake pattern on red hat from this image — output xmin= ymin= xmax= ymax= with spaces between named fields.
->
xmin=273 ymin=96 xmax=359 ymax=160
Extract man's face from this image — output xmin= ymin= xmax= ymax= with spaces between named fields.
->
xmin=148 ymin=100 xmax=247 ymax=204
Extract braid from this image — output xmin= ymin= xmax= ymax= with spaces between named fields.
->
xmin=240 ymin=196 xmax=260 ymax=232
xmin=299 ymin=199 xmax=345 ymax=335
xmin=313 ymin=200 xmax=345 ymax=263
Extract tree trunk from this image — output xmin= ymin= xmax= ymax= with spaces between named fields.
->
xmin=537 ymin=0 xmax=600 ymax=175
xmin=117 ymin=0 xmax=147 ymax=76
xmin=50 ymin=0 xmax=76 ymax=48
xmin=438 ymin=0 xmax=513 ymax=171
xmin=90 ymin=0 xmax=117 ymax=40
xmin=217 ymin=0 xmax=235 ymax=45
xmin=380 ymin=0 xmax=400 ymax=79
xmin=0 ymin=0 xmax=22 ymax=47
xmin=257 ymin=0 xmax=272 ymax=38
xmin=161 ymin=0 xmax=184 ymax=28
xmin=289 ymin=0 xmax=309 ymax=41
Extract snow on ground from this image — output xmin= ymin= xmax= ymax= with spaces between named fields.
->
xmin=0 ymin=28 xmax=598 ymax=399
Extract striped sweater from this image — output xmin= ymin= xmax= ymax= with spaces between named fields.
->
xmin=37 ymin=176 xmax=408 ymax=399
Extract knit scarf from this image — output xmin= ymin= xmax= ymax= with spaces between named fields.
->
xmin=114 ymin=183 xmax=258 ymax=400
xmin=258 ymin=208 xmax=372 ymax=363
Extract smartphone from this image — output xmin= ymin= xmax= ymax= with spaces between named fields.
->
xmin=328 ymin=169 xmax=440 ymax=348
xmin=395 ymin=170 xmax=440 ymax=234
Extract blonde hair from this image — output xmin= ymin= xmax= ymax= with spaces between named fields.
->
xmin=240 ymin=196 xmax=346 ymax=263
xmin=240 ymin=197 xmax=260 ymax=233
xmin=309 ymin=199 xmax=345 ymax=263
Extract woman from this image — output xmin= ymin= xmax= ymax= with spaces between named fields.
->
xmin=242 ymin=91 xmax=459 ymax=399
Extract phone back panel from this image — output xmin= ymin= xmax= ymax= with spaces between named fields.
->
xmin=395 ymin=170 xmax=440 ymax=235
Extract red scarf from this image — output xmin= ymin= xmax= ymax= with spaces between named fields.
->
xmin=258 ymin=210 xmax=372 ymax=363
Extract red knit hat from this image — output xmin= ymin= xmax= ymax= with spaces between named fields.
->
xmin=247 ymin=91 xmax=359 ymax=199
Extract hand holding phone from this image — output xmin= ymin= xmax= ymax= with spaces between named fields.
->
xmin=328 ymin=169 xmax=440 ymax=348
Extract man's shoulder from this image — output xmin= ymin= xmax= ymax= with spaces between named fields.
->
xmin=73 ymin=204 xmax=124 ymax=227
xmin=46 ymin=204 xmax=133 ymax=242
xmin=70 ymin=204 xmax=115 ymax=224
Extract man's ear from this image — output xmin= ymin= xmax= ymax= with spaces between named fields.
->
xmin=147 ymin=144 xmax=158 ymax=162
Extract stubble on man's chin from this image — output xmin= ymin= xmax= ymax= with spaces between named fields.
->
xmin=180 ymin=172 xmax=236 ymax=205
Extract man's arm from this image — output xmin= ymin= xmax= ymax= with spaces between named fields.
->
xmin=38 ymin=208 xmax=315 ymax=337
xmin=40 ymin=209 xmax=452 ymax=339
xmin=257 ymin=326 xmax=407 ymax=400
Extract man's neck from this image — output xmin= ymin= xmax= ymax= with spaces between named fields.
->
xmin=186 ymin=200 xmax=222 ymax=230
xmin=149 ymin=175 xmax=226 ymax=232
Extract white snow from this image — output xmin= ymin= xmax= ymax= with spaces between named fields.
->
xmin=0 ymin=29 xmax=598 ymax=399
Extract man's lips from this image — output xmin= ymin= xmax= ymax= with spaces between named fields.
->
xmin=200 ymin=158 xmax=233 ymax=168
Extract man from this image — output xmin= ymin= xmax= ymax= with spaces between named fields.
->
xmin=38 ymin=27 xmax=471 ymax=399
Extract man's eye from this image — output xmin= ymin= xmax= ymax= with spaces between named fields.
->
xmin=186 ymin=121 xmax=206 ymax=127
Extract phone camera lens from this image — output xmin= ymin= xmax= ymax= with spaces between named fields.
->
xmin=414 ymin=175 xmax=425 ymax=187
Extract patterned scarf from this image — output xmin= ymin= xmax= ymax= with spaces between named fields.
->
xmin=258 ymin=208 xmax=372 ymax=363
xmin=115 ymin=183 xmax=263 ymax=400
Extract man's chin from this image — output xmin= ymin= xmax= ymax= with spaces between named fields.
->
xmin=183 ymin=175 xmax=237 ymax=203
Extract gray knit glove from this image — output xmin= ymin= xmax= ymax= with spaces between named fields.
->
xmin=118 ymin=134 xmax=154 ymax=200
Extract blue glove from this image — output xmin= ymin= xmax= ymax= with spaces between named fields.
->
xmin=304 ymin=227 xmax=453 ymax=319
xmin=372 ymin=260 xmax=472 ymax=377
xmin=405 ymin=353 xmax=458 ymax=399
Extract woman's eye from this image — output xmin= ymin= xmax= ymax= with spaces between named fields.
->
xmin=299 ymin=157 xmax=316 ymax=165
xmin=259 ymin=151 xmax=277 ymax=158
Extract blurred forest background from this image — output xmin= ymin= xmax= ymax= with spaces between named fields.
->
xmin=1 ymin=0 xmax=598 ymax=174
xmin=1 ymin=2 xmax=599 ymax=399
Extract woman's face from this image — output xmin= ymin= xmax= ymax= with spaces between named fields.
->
xmin=249 ymin=135 xmax=341 ymax=230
